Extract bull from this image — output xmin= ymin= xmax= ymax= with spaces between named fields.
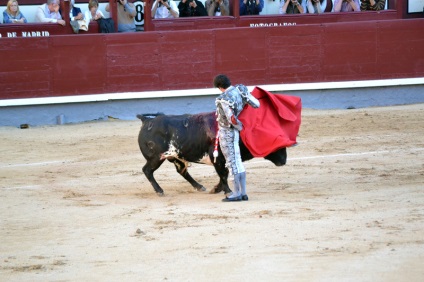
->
xmin=137 ymin=111 xmax=287 ymax=196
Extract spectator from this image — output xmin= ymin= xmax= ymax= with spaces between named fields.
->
xmin=85 ymin=0 xmax=104 ymax=23
xmin=152 ymin=0 xmax=179 ymax=18
xmin=205 ymin=0 xmax=229 ymax=16
xmin=70 ymin=0 xmax=84 ymax=21
xmin=333 ymin=0 xmax=360 ymax=12
xmin=240 ymin=0 xmax=264 ymax=16
xmin=360 ymin=0 xmax=386 ymax=11
xmin=279 ymin=0 xmax=307 ymax=14
xmin=306 ymin=0 xmax=327 ymax=14
xmin=35 ymin=0 xmax=65 ymax=26
xmin=69 ymin=0 xmax=87 ymax=33
xmin=178 ymin=0 xmax=207 ymax=17
xmin=3 ymin=0 xmax=27 ymax=23
xmin=106 ymin=0 xmax=136 ymax=32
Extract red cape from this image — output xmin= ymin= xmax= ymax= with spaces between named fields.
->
xmin=238 ymin=87 xmax=302 ymax=157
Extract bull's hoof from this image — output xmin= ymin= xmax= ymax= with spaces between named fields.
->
xmin=156 ymin=192 xmax=165 ymax=197
xmin=210 ymin=185 xmax=223 ymax=194
xmin=196 ymin=186 xmax=206 ymax=192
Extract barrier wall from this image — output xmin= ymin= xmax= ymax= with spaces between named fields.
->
xmin=1 ymin=17 xmax=424 ymax=100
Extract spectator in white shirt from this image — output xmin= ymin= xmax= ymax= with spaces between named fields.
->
xmin=152 ymin=0 xmax=179 ymax=19
xmin=35 ymin=0 xmax=65 ymax=26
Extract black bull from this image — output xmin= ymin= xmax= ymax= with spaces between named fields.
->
xmin=137 ymin=112 xmax=287 ymax=196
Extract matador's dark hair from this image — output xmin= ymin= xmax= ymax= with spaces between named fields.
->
xmin=213 ymin=74 xmax=231 ymax=89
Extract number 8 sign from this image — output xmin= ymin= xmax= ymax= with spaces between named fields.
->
xmin=133 ymin=1 xmax=144 ymax=27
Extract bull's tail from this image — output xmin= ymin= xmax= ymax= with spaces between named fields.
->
xmin=136 ymin=113 xmax=164 ymax=122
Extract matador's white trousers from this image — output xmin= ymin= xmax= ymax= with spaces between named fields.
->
xmin=218 ymin=127 xmax=247 ymax=197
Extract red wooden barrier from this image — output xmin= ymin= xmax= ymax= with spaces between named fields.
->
xmin=1 ymin=17 xmax=424 ymax=100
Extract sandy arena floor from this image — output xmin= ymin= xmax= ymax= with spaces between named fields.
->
xmin=0 ymin=104 xmax=423 ymax=281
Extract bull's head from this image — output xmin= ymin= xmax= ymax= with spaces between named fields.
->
xmin=264 ymin=148 xmax=287 ymax=166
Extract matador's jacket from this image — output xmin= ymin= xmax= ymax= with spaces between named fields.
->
xmin=215 ymin=85 xmax=260 ymax=176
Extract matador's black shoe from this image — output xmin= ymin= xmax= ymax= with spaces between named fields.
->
xmin=241 ymin=195 xmax=249 ymax=201
xmin=222 ymin=196 xmax=242 ymax=202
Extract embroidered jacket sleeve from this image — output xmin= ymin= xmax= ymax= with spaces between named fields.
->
xmin=235 ymin=84 xmax=260 ymax=109
xmin=216 ymin=100 xmax=243 ymax=131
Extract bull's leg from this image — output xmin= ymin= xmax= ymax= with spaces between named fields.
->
xmin=171 ymin=159 xmax=206 ymax=192
xmin=142 ymin=159 xmax=166 ymax=196
xmin=210 ymin=155 xmax=232 ymax=194
xmin=210 ymin=177 xmax=231 ymax=194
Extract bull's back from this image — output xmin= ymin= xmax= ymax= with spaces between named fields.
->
xmin=138 ymin=112 xmax=217 ymax=162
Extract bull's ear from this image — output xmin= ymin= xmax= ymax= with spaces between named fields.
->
xmin=148 ymin=121 xmax=154 ymax=130
xmin=183 ymin=118 xmax=189 ymax=128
